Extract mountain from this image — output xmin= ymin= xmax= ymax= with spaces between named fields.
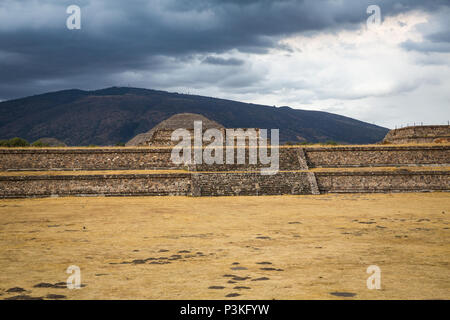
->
xmin=0 ymin=87 xmax=388 ymax=146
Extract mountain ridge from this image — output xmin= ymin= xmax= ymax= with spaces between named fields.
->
xmin=0 ymin=87 xmax=389 ymax=146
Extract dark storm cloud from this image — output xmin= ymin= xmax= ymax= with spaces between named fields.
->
xmin=202 ymin=57 xmax=244 ymax=66
xmin=0 ymin=0 xmax=449 ymax=100
xmin=401 ymin=6 xmax=450 ymax=53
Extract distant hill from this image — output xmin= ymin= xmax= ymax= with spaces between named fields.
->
xmin=0 ymin=87 xmax=388 ymax=146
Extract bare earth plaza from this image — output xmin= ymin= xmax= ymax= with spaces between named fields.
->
xmin=0 ymin=115 xmax=449 ymax=300
xmin=0 ymin=193 xmax=449 ymax=300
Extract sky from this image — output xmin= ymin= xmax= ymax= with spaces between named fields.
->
xmin=1 ymin=0 xmax=449 ymax=129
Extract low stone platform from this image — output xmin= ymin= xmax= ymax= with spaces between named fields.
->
xmin=1 ymin=145 xmax=449 ymax=171
xmin=0 ymin=145 xmax=448 ymax=198
xmin=0 ymin=168 xmax=448 ymax=198
xmin=383 ymin=125 xmax=450 ymax=144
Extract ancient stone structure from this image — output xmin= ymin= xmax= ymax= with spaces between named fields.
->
xmin=0 ymin=173 xmax=191 ymax=198
xmin=126 ymin=112 xmax=262 ymax=148
xmin=1 ymin=146 xmax=448 ymax=171
xmin=303 ymin=146 xmax=450 ymax=167
xmin=126 ymin=113 xmax=225 ymax=146
xmin=0 ymin=145 xmax=448 ymax=198
xmin=0 ymin=148 xmax=179 ymax=170
xmin=315 ymin=170 xmax=449 ymax=193
xmin=1 ymin=103 xmax=449 ymax=199
xmin=382 ymin=125 xmax=450 ymax=144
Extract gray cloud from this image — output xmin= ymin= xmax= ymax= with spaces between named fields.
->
xmin=401 ymin=6 xmax=450 ymax=53
xmin=202 ymin=56 xmax=245 ymax=66
xmin=402 ymin=40 xmax=450 ymax=53
xmin=0 ymin=0 xmax=449 ymax=101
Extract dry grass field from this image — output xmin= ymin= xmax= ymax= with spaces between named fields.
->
xmin=0 ymin=193 xmax=449 ymax=300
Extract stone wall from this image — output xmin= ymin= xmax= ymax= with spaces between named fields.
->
xmin=0 ymin=148 xmax=179 ymax=171
xmin=1 ymin=169 xmax=447 ymax=198
xmin=0 ymin=145 xmax=448 ymax=198
xmin=315 ymin=170 xmax=450 ymax=193
xmin=191 ymin=170 xmax=449 ymax=196
xmin=149 ymin=129 xmax=196 ymax=146
xmin=0 ymin=173 xmax=191 ymax=198
xmin=383 ymin=125 xmax=450 ymax=144
xmin=0 ymin=147 xmax=301 ymax=171
xmin=304 ymin=146 xmax=449 ymax=168
xmin=191 ymin=171 xmax=314 ymax=196
xmin=148 ymin=128 xmax=262 ymax=146
xmin=191 ymin=147 xmax=305 ymax=171
xmin=3 ymin=145 xmax=447 ymax=171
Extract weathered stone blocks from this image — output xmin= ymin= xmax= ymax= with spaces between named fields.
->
xmin=0 ymin=173 xmax=191 ymax=198
xmin=315 ymin=171 xmax=450 ymax=193
xmin=191 ymin=171 xmax=314 ymax=196
xmin=0 ymin=145 xmax=448 ymax=198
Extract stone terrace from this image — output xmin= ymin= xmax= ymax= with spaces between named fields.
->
xmin=0 ymin=145 xmax=449 ymax=197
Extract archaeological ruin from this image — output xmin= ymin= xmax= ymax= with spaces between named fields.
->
xmin=0 ymin=144 xmax=448 ymax=198
xmin=125 ymin=113 xmax=226 ymax=146
xmin=382 ymin=125 xmax=450 ymax=144
xmin=0 ymin=115 xmax=449 ymax=198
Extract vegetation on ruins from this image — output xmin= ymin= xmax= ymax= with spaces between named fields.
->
xmin=0 ymin=137 xmax=67 ymax=147
xmin=0 ymin=137 xmax=30 ymax=147
xmin=31 ymin=140 xmax=51 ymax=147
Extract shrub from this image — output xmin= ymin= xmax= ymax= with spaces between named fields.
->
xmin=115 ymin=142 xmax=125 ymax=146
xmin=324 ymin=140 xmax=338 ymax=145
xmin=7 ymin=137 xmax=29 ymax=147
xmin=32 ymin=140 xmax=50 ymax=147
xmin=0 ymin=139 xmax=10 ymax=147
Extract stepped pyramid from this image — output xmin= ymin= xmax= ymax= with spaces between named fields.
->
xmin=126 ymin=113 xmax=224 ymax=146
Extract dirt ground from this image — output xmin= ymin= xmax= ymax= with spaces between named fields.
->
xmin=0 ymin=193 xmax=449 ymax=300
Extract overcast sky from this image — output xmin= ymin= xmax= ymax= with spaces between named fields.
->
xmin=1 ymin=0 xmax=449 ymax=128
